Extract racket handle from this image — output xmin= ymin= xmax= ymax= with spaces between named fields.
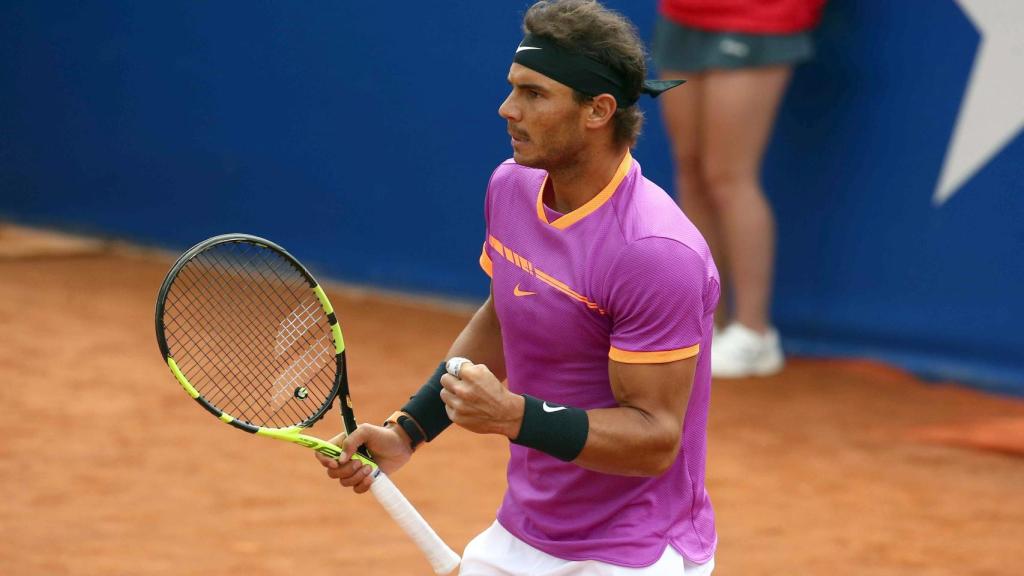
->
xmin=369 ymin=471 xmax=461 ymax=575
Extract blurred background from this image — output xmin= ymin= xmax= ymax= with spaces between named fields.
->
xmin=2 ymin=0 xmax=1021 ymax=395
xmin=2 ymin=2 xmax=1024 ymax=575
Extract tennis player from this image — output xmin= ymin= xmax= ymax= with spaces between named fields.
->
xmin=317 ymin=1 xmax=718 ymax=573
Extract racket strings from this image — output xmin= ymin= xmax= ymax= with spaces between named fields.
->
xmin=168 ymin=254 xmax=304 ymax=423
xmin=274 ymin=300 xmax=323 ymax=355
xmin=198 ymin=244 xmax=333 ymax=424
xmin=163 ymin=241 xmax=337 ymax=428
xmin=170 ymin=263 xmax=286 ymax=418
xmin=267 ymin=331 xmax=332 ymax=410
xmin=179 ymin=260 xmax=298 ymax=390
xmin=173 ymin=248 xmax=332 ymax=426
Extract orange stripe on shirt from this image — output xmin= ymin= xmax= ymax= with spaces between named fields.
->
xmin=608 ymin=344 xmax=700 ymax=364
xmin=535 ymin=269 xmax=606 ymax=314
xmin=535 ymin=269 xmax=586 ymax=302
xmin=518 ymin=256 xmax=534 ymax=275
xmin=487 ymin=235 xmax=602 ymax=313
xmin=479 ymin=243 xmax=493 ymax=277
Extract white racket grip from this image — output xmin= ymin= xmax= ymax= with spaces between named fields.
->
xmin=369 ymin=471 xmax=461 ymax=574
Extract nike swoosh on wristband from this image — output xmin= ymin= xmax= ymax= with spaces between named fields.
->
xmin=513 ymin=284 xmax=537 ymax=297
xmin=542 ymin=402 xmax=567 ymax=413
xmin=516 ymin=46 xmax=541 ymax=53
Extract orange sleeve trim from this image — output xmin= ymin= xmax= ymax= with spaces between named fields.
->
xmin=479 ymin=242 xmax=493 ymax=277
xmin=608 ymin=343 xmax=700 ymax=364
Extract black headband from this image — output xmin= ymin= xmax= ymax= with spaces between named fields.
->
xmin=513 ymin=34 xmax=684 ymax=107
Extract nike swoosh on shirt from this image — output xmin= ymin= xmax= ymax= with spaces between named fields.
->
xmin=542 ymin=402 xmax=567 ymax=413
xmin=516 ymin=46 xmax=541 ymax=53
xmin=513 ymin=284 xmax=537 ymax=297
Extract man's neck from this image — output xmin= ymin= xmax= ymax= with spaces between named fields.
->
xmin=546 ymin=144 xmax=630 ymax=214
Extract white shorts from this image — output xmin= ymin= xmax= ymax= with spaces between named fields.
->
xmin=459 ymin=521 xmax=715 ymax=576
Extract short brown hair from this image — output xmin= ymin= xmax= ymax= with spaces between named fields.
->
xmin=523 ymin=0 xmax=647 ymax=147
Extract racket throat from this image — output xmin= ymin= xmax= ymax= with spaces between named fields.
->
xmin=256 ymin=427 xmax=376 ymax=467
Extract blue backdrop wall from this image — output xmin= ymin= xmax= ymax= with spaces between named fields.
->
xmin=2 ymin=1 xmax=1022 ymax=395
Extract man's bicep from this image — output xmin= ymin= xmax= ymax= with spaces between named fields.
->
xmin=607 ymin=356 xmax=696 ymax=426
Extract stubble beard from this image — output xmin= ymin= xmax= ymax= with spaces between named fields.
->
xmin=517 ymin=129 xmax=586 ymax=173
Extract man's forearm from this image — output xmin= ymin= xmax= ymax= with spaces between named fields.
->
xmin=399 ymin=294 xmax=505 ymax=447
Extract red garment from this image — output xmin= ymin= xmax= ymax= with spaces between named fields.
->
xmin=659 ymin=0 xmax=825 ymax=34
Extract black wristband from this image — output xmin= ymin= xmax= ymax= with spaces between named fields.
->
xmin=512 ymin=394 xmax=589 ymax=462
xmin=400 ymin=361 xmax=452 ymax=442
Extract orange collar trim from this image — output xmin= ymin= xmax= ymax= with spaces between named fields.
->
xmin=535 ymin=151 xmax=633 ymax=230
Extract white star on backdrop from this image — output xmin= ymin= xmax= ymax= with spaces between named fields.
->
xmin=935 ymin=0 xmax=1024 ymax=205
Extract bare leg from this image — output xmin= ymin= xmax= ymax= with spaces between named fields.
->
xmin=701 ymin=65 xmax=792 ymax=333
xmin=658 ymin=71 xmax=729 ymax=324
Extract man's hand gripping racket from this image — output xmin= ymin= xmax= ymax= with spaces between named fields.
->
xmin=155 ymin=233 xmax=460 ymax=574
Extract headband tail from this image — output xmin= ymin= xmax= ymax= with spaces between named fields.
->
xmin=641 ymin=79 xmax=686 ymax=98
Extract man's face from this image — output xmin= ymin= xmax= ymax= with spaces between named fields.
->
xmin=499 ymin=63 xmax=588 ymax=170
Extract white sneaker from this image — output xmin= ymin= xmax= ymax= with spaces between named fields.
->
xmin=711 ymin=322 xmax=784 ymax=378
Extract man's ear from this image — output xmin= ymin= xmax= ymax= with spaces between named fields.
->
xmin=585 ymin=93 xmax=618 ymax=130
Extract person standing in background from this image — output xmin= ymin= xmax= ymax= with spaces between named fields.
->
xmin=653 ymin=0 xmax=825 ymax=378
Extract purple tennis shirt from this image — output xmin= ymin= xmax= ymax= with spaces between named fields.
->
xmin=478 ymin=152 xmax=719 ymax=566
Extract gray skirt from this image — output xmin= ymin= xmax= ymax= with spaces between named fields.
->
xmin=652 ymin=16 xmax=815 ymax=73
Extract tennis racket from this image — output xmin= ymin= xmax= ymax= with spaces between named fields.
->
xmin=154 ymin=233 xmax=460 ymax=575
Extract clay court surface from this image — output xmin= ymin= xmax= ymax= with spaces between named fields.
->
xmin=1 ymin=226 xmax=1023 ymax=576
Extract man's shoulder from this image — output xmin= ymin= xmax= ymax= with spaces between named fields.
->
xmin=617 ymin=175 xmax=697 ymax=241
xmin=488 ymin=158 xmax=546 ymax=191
xmin=609 ymin=170 xmax=714 ymax=271
xmin=484 ymin=160 xmax=545 ymax=222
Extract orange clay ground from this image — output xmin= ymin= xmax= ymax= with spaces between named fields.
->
xmin=1 ymin=226 xmax=1022 ymax=576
